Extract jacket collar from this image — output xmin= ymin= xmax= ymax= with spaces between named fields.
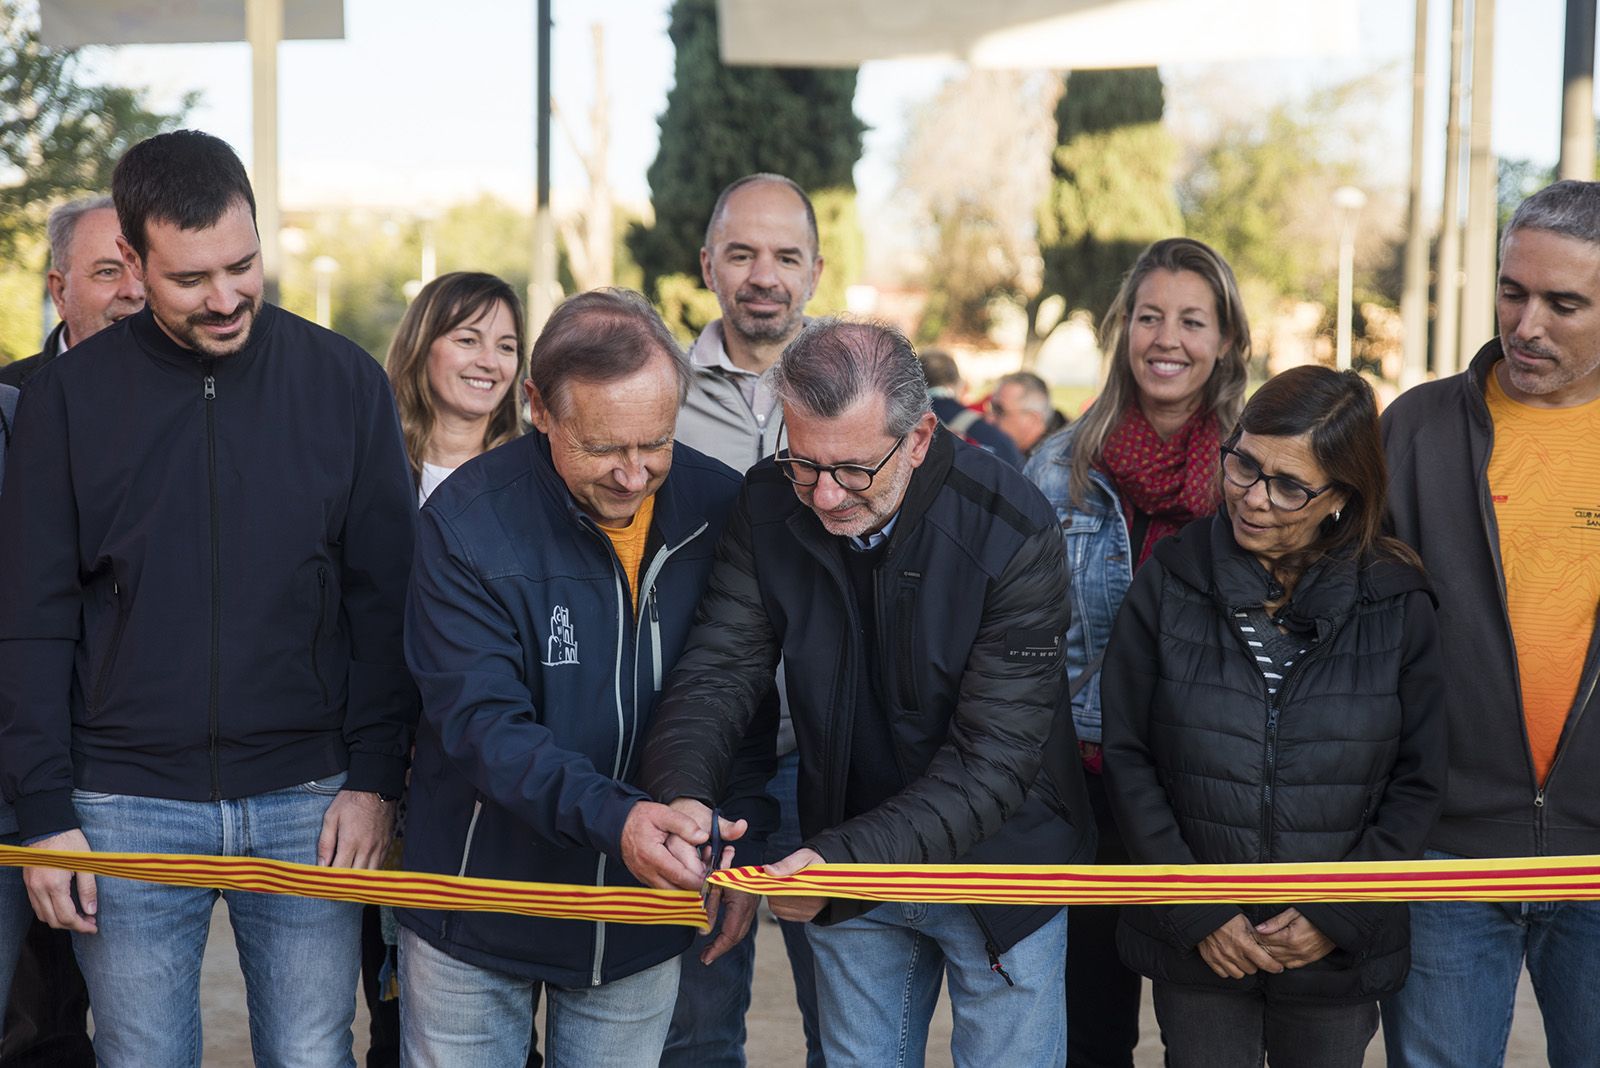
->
xmin=1155 ymin=513 xmax=1432 ymax=642
xmin=127 ymin=303 xmax=275 ymax=374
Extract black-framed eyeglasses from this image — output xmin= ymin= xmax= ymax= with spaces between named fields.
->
xmin=1219 ymin=443 xmax=1336 ymax=513
xmin=777 ymin=433 xmax=907 ymax=492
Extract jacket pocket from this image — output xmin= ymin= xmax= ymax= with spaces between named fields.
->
xmin=891 ymin=574 xmax=922 ymax=713
xmin=1359 ymin=783 xmax=1385 ymax=826
xmin=89 ymin=581 xmax=131 ymax=716
xmin=310 ymin=567 xmax=330 ymax=705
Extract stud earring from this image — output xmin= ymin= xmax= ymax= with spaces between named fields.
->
xmin=1332 ymin=509 xmax=1341 ymax=523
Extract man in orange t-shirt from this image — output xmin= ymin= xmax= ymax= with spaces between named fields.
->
xmin=1382 ymin=180 xmax=1600 ymax=1067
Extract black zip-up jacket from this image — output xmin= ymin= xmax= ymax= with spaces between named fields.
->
xmin=0 ymin=304 xmax=419 ymax=839
xmin=1102 ymin=515 xmax=1447 ymax=1001
xmin=1384 ymin=339 xmax=1600 ymax=858
xmin=641 ymin=427 xmax=1096 ymax=954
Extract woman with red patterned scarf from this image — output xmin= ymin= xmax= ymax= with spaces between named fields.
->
xmin=1023 ymin=237 xmax=1250 ymax=1068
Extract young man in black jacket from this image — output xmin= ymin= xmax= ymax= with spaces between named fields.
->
xmin=642 ymin=319 xmax=1094 ymax=1066
xmin=1381 ymin=179 xmax=1600 ymax=1067
xmin=0 ymin=130 xmax=418 ymax=1066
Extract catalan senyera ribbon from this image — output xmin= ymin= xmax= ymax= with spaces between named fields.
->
xmin=7 ymin=845 xmax=1600 ymax=926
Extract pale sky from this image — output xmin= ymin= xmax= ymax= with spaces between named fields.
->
xmin=73 ymin=0 xmax=1578 ymax=220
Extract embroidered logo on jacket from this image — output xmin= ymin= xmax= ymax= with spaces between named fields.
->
xmin=543 ymin=605 xmax=579 ymax=666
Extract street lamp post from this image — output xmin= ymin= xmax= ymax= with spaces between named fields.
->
xmin=1333 ymin=185 xmax=1367 ymax=372
xmin=312 ymin=255 xmax=340 ymax=328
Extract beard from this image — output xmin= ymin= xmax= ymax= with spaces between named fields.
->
xmin=810 ymin=453 xmax=915 ymax=539
xmin=725 ymin=284 xmax=803 ymax=344
xmin=1502 ymin=336 xmax=1600 ymax=397
xmin=160 ymin=295 xmax=262 ymax=358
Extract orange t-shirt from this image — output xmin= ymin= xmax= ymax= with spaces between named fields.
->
xmin=597 ymin=494 xmax=656 ymax=610
xmin=1486 ymin=368 xmax=1600 ymax=784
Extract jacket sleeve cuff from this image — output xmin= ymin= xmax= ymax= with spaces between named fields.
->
xmin=343 ymin=753 xmax=407 ymax=797
xmin=592 ymin=789 xmax=651 ymax=859
xmin=1161 ymin=903 xmax=1243 ymax=949
xmin=16 ymin=788 xmax=79 ymax=842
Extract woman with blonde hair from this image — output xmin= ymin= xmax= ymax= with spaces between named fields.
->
xmin=1024 ymin=236 xmax=1251 ymax=1067
xmin=387 ymin=270 xmax=527 ymax=503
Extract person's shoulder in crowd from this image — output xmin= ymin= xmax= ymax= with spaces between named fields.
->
xmin=943 ymin=427 xmax=1058 ymax=533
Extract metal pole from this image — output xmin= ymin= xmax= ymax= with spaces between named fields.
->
xmin=530 ymin=0 xmax=559 ymax=333
xmin=1400 ymin=0 xmax=1431 ymax=389
xmin=1333 ymin=187 xmax=1366 ymax=372
xmin=1460 ymin=0 xmax=1498 ymax=363
xmin=1433 ymin=0 xmax=1466 ymax=380
xmin=246 ymin=0 xmax=282 ymax=306
xmin=1561 ymin=0 xmax=1597 ymax=180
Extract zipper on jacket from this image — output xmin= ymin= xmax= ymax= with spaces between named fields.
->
xmin=591 ymin=854 xmax=608 ymax=986
xmin=441 ymin=800 xmax=486 ymax=942
xmin=89 ymin=580 xmax=130 ymax=714
xmin=968 ymin=906 xmax=1017 ymax=986
xmin=648 ymin=589 xmax=662 ymax=691
xmin=204 ymin=366 xmax=222 ymax=800
xmin=310 ymin=567 xmax=330 ymax=705
xmin=1535 ymin=652 xmax=1600 ymax=854
xmin=620 ymin=522 xmax=708 ymax=775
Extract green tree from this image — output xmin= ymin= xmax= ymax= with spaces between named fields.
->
xmin=1029 ymin=67 xmax=1180 ymax=366
xmin=0 ymin=1 xmax=193 ymax=256
xmin=628 ymin=0 xmax=865 ymax=335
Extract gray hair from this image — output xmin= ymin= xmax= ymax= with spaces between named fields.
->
xmin=527 ymin=288 xmax=689 ymax=417
xmin=772 ymin=318 xmax=932 ymax=437
xmin=47 ymin=195 xmax=116 ymax=272
xmin=996 ymin=371 xmax=1053 ymax=414
xmin=703 ymin=173 xmax=819 ymax=257
xmin=1502 ymin=179 xmax=1600 ymax=258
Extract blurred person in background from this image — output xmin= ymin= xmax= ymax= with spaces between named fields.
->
xmin=0 ymin=196 xmax=144 ymax=390
xmin=1023 ymin=236 xmax=1250 ymax=1068
xmin=921 ymin=348 xmax=1024 ymax=468
xmin=1101 ymin=366 xmax=1446 ymax=1067
xmin=988 ymin=370 xmax=1068 ymax=460
xmin=669 ymin=173 xmax=824 ymax=1068
xmin=365 ymin=271 xmax=529 ymax=1068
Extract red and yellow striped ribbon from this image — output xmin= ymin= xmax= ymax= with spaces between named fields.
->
xmin=0 ymin=844 xmax=708 ymax=927
xmin=8 ymin=845 xmax=1600 ymax=927
xmin=708 ymin=856 xmax=1600 ymax=905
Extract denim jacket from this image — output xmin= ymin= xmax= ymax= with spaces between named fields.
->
xmin=1023 ymin=423 xmax=1133 ymax=744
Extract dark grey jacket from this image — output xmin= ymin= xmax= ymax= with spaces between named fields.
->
xmin=641 ymin=428 xmax=1095 ymax=953
xmin=1103 ymin=516 xmax=1446 ymax=1001
xmin=1384 ymin=339 xmax=1600 ymax=858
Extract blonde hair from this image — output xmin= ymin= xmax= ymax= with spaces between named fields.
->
xmin=386 ymin=272 xmax=527 ymax=486
xmin=1068 ymin=237 xmax=1251 ymax=507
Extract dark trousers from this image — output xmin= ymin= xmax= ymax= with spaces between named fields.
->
xmin=1152 ymin=984 xmax=1378 ymax=1068
xmin=0 ymin=920 xmax=94 ymax=1067
xmin=1066 ymin=769 xmax=1151 ymax=1068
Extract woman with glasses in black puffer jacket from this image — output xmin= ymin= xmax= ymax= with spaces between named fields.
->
xmin=1101 ymin=366 xmax=1448 ymax=1067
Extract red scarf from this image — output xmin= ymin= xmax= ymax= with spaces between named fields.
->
xmin=1099 ymin=404 xmax=1222 ymax=568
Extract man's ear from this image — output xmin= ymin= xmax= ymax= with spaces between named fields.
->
xmin=115 ymin=235 xmax=145 ymax=282
xmin=525 ymin=379 xmax=553 ymax=434
xmin=46 ymin=270 xmax=68 ymax=319
xmin=700 ymin=246 xmax=716 ymax=294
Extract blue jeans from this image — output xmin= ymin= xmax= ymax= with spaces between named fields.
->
xmin=70 ymin=775 xmax=361 ymax=1068
xmin=807 ymin=902 xmax=1067 ymax=1068
xmin=1381 ymin=850 xmax=1600 ymax=1067
xmin=398 ymin=926 xmax=677 ymax=1068
xmin=661 ymin=749 xmax=824 ymax=1068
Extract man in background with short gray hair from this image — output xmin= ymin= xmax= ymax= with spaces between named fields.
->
xmin=642 ymin=318 xmax=1095 ymax=1066
xmin=988 ymin=370 xmax=1068 ymax=460
xmin=1 ymin=196 xmax=144 ymax=389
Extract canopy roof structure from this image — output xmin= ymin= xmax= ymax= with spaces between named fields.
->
xmin=717 ymin=0 xmax=1358 ymax=69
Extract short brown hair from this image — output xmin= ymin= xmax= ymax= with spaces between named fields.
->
xmin=528 ymin=289 xmax=688 ymax=418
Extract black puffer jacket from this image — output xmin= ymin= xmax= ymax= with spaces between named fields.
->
xmin=1102 ymin=515 xmax=1447 ymax=1001
xmin=641 ymin=427 xmax=1096 ymax=952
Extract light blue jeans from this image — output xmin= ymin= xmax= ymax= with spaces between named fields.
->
xmin=398 ymin=926 xmax=679 ymax=1068
xmin=806 ymin=902 xmax=1067 ymax=1068
xmin=1381 ymin=851 xmax=1600 ymax=1068
xmin=70 ymin=774 xmax=360 ymax=1068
